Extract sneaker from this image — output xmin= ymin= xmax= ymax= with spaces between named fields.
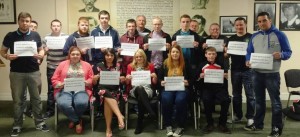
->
xmin=202 ymin=124 xmax=214 ymax=134
xmin=166 ymin=126 xmax=173 ymax=136
xmin=36 ymin=124 xmax=50 ymax=132
xmin=267 ymin=127 xmax=282 ymax=137
xmin=218 ymin=125 xmax=231 ymax=134
xmin=172 ymin=128 xmax=184 ymax=137
xmin=244 ymin=124 xmax=263 ymax=131
xmin=246 ymin=119 xmax=254 ymax=126
xmin=10 ymin=128 xmax=21 ymax=137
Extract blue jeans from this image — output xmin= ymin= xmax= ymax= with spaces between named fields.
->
xmin=253 ymin=71 xmax=283 ymax=129
xmin=231 ymin=70 xmax=255 ymax=119
xmin=10 ymin=71 xmax=44 ymax=129
xmin=46 ymin=68 xmax=55 ymax=113
xmin=56 ymin=91 xmax=89 ymax=123
xmin=161 ymin=90 xmax=188 ymax=128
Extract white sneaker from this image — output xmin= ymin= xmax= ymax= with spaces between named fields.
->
xmin=247 ymin=119 xmax=254 ymax=126
xmin=173 ymin=128 xmax=184 ymax=137
xmin=166 ymin=126 xmax=173 ymax=136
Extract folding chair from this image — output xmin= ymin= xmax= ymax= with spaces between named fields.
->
xmin=284 ymin=69 xmax=300 ymax=108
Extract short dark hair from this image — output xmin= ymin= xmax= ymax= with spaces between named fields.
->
xmin=18 ymin=12 xmax=31 ymax=21
xmin=98 ymin=10 xmax=110 ymax=19
xmin=257 ymin=12 xmax=271 ymax=19
xmin=234 ymin=17 xmax=247 ymax=24
xmin=282 ymin=3 xmax=298 ymax=11
xmin=31 ymin=20 xmax=38 ymax=26
xmin=51 ymin=19 xmax=61 ymax=26
xmin=126 ymin=18 xmax=136 ymax=27
xmin=192 ymin=14 xmax=206 ymax=26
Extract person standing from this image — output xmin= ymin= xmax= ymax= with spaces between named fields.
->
xmin=244 ymin=12 xmax=292 ymax=137
xmin=42 ymin=19 xmax=69 ymax=119
xmin=227 ymin=17 xmax=255 ymax=126
xmin=0 ymin=12 xmax=49 ymax=136
xmin=136 ymin=15 xmax=151 ymax=36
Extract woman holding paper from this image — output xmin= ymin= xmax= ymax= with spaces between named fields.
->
xmin=92 ymin=48 xmax=125 ymax=137
xmin=125 ymin=49 xmax=157 ymax=134
xmin=51 ymin=46 xmax=94 ymax=134
xmin=159 ymin=44 xmax=191 ymax=137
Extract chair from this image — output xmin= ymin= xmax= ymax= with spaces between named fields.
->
xmin=54 ymin=97 xmax=95 ymax=132
xmin=284 ymin=69 xmax=300 ymax=108
xmin=124 ymin=94 xmax=161 ymax=130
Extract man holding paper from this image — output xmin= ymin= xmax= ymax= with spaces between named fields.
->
xmin=91 ymin=10 xmax=121 ymax=63
xmin=227 ymin=17 xmax=255 ymax=126
xmin=1 ymin=12 xmax=49 ymax=136
xmin=196 ymin=47 xmax=231 ymax=134
xmin=143 ymin=17 xmax=172 ymax=75
xmin=244 ymin=12 xmax=292 ymax=137
xmin=120 ymin=19 xmax=144 ymax=77
xmin=42 ymin=19 xmax=69 ymax=119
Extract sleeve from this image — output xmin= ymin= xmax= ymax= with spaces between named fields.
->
xmin=113 ymin=31 xmax=121 ymax=50
xmin=35 ymin=33 xmax=42 ymax=48
xmin=63 ymin=35 xmax=75 ymax=56
xmin=246 ymin=36 xmax=255 ymax=61
xmin=2 ymin=32 xmax=12 ymax=48
xmin=85 ymin=63 xmax=94 ymax=87
xmin=277 ymin=32 xmax=292 ymax=60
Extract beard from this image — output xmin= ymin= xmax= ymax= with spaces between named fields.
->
xmin=78 ymin=29 xmax=89 ymax=36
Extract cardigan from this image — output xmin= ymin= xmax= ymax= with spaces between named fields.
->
xmin=51 ymin=60 xmax=94 ymax=98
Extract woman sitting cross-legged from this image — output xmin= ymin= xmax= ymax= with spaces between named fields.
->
xmin=92 ymin=48 xmax=125 ymax=137
xmin=51 ymin=46 xmax=94 ymax=134
xmin=125 ymin=49 xmax=158 ymax=134
xmin=159 ymin=44 xmax=191 ymax=137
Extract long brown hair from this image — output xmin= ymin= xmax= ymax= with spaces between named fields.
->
xmin=165 ymin=44 xmax=185 ymax=76
xmin=130 ymin=49 xmax=149 ymax=70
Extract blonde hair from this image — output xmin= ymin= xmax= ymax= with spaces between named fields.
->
xmin=130 ymin=49 xmax=150 ymax=70
xmin=165 ymin=44 xmax=185 ymax=76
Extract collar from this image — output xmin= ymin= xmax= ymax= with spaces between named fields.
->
xmin=99 ymin=25 xmax=110 ymax=32
xmin=17 ymin=29 xmax=31 ymax=36
xmin=288 ymin=15 xmax=299 ymax=26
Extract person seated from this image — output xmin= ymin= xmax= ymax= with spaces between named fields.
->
xmin=159 ymin=44 xmax=191 ymax=137
xmin=196 ymin=47 xmax=231 ymax=134
xmin=125 ymin=49 xmax=157 ymax=134
xmin=92 ymin=48 xmax=125 ymax=137
xmin=51 ymin=46 xmax=94 ymax=134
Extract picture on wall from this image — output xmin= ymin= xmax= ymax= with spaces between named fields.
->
xmin=254 ymin=3 xmax=276 ymax=31
xmin=280 ymin=3 xmax=300 ymax=31
xmin=219 ymin=16 xmax=247 ymax=36
xmin=0 ymin=0 xmax=16 ymax=24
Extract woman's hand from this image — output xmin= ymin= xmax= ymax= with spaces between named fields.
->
xmin=184 ymin=80 xmax=189 ymax=86
xmin=56 ymin=82 xmax=64 ymax=89
xmin=143 ymin=43 xmax=149 ymax=50
xmin=161 ymin=80 xmax=166 ymax=87
xmin=126 ymin=74 xmax=132 ymax=80
xmin=92 ymin=74 xmax=100 ymax=85
xmin=224 ymin=73 xmax=228 ymax=79
xmin=84 ymin=80 xmax=91 ymax=87
xmin=200 ymin=73 xmax=205 ymax=79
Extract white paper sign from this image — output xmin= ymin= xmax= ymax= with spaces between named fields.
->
xmin=148 ymin=38 xmax=166 ymax=51
xmin=14 ymin=41 xmax=37 ymax=56
xmin=94 ymin=36 xmax=113 ymax=49
xmin=64 ymin=78 xmax=85 ymax=92
xmin=227 ymin=41 xmax=248 ymax=55
xmin=164 ymin=77 xmax=185 ymax=91
xmin=206 ymin=39 xmax=224 ymax=52
xmin=131 ymin=71 xmax=151 ymax=86
xmin=204 ymin=69 xmax=224 ymax=83
xmin=75 ymin=36 xmax=95 ymax=49
xmin=99 ymin=71 xmax=120 ymax=85
xmin=120 ymin=43 xmax=139 ymax=56
xmin=250 ymin=53 xmax=273 ymax=70
xmin=176 ymin=35 xmax=194 ymax=48
xmin=45 ymin=37 xmax=66 ymax=49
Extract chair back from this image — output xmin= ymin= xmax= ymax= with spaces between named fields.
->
xmin=284 ymin=69 xmax=300 ymax=88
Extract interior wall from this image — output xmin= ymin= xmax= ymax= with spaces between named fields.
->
xmin=0 ymin=0 xmax=299 ymax=100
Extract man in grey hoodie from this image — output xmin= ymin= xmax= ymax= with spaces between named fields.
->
xmin=244 ymin=12 xmax=292 ymax=137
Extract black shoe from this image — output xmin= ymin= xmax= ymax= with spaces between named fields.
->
xmin=267 ymin=127 xmax=282 ymax=137
xmin=10 ymin=128 xmax=21 ymax=137
xmin=36 ymin=124 xmax=50 ymax=132
xmin=202 ymin=124 xmax=214 ymax=134
xmin=244 ymin=124 xmax=263 ymax=131
xmin=43 ymin=111 xmax=54 ymax=120
xmin=218 ymin=125 xmax=231 ymax=134
xmin=134 ymin=126 xmax=143 ymax=134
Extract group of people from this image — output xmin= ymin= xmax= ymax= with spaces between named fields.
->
xmin=0 ymin=9 xmax=292 ymax=137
